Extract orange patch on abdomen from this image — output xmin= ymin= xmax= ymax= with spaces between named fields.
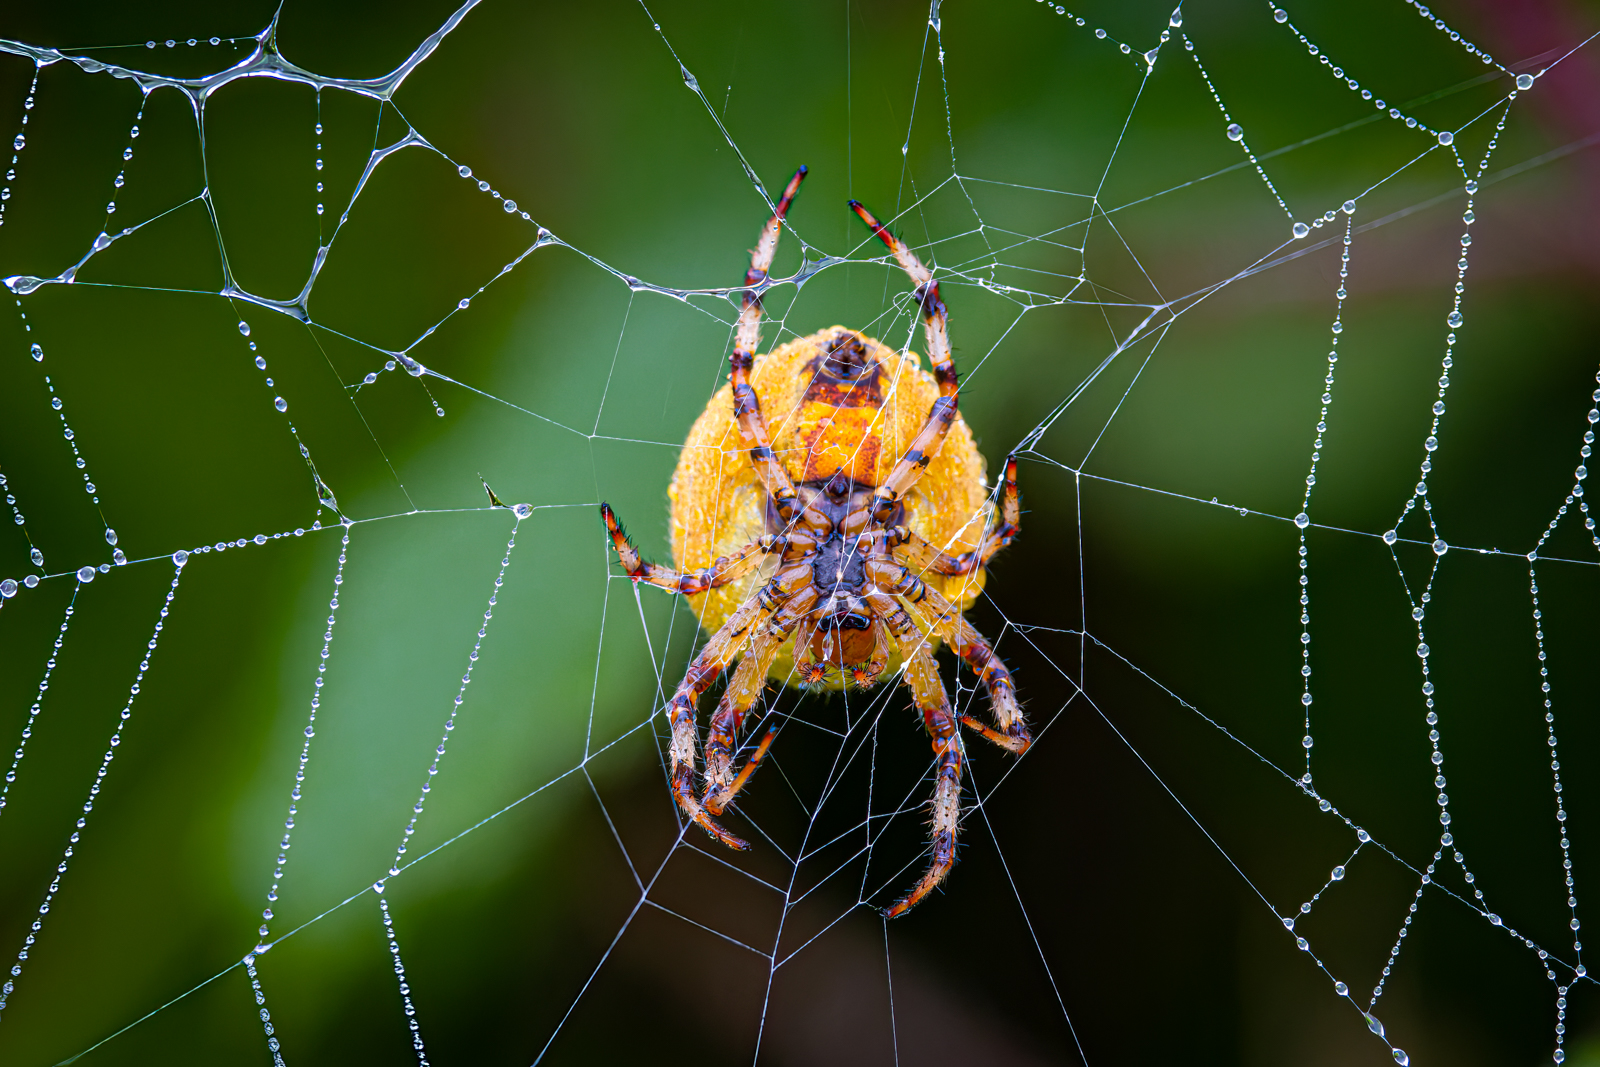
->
xmin=796 ymin=401 xmax=885 ymax=485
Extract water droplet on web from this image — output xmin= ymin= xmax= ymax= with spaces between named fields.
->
xmin=502 ymin=199 xmax=517 ymax=213
xmin=513 ymin=503 xmax=533 ymax=519
xmin=1447 ymin=311 xmax=1463 ymax=328
xmin=680 ymin=66 xmax=699 ymax=92
xmin=1516 ymin=73 xmax=1534 ymax=90
xmin=238 ymin=320 xmax=251 ymax=336
xmin=1292 ymin=222 xmax=1310 ymax=239
xmin=0 ymin=579 xmax=16 ymax=598
xmin=274 ymin=397 xmax=288 ymax=412
xmin=1331 ymin=865 xmax=1345 ymax=880
xmin=458 ymin=298 xmax=470 ymax=309
xmin=459 ymin=165 xmax=472 ymax=178
xmin=1274 ymin=7 xmax=1288 ymax=21
xmin=1169 ymin=7 xmax=1182 ymax=27
xmin=363 ymin=372 xmax=378 ymax=384
xmin=1465 ymin=180 xmax=1478 ymax=194
xmin=1383 ymin=529 xmax=1398 ymax=545
xmin=1295 ymin=512 xmax=1309 ymax=528
xmin=173 ymin=550 xmax=189 ymax=567
xmin=1366 ymin=1014 xmax=1386 ymax=1038
xmin=30 ymin=548 xmax=43 ymax=567
xmin=76 ymin=566 xmax=96 ymax=583
xmin=1437 ymin=130 xmax=1454 ymax=146
xmin=1226 ymin=123 xmax=1242 ymax=141
xmin=30 ymin=343 xmax=42 ymax=361
xmin=13 ymin=134 xmax=24 ymax=151
xmin=1334 ymin=980 xmax=1348 ymax=995
xmin=1432 ymin=539 xmax=1448 ymax=556
xmin=1095 ymin=28 xmax=1106 ymax=38
xmin=1392 ymin=1050 xmax=1409 ymax=1065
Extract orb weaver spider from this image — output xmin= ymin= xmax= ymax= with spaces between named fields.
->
xmin=601 ymin=166 xmax=1028 ymax=917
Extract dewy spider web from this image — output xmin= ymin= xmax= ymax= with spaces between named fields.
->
xmin=0 ymin=0 xmax=1597 ymax=1063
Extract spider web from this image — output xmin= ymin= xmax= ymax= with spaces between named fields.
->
xmin=0 ymin=0 xmax=1598 ymax=1063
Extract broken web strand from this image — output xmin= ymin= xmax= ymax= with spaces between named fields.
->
xmin=370 ymin=510 xmax=525 ymax=1065
xmin=0 ymin=558 xmax=184 ymax=1018
xmin=1294 ymin=210 xmax=1355 ymax=785
xmin=0 ymin=586 xmax=78 ymax=816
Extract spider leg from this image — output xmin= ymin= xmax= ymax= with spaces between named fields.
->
xmin=867 ymin=558 xmax=1030 ymax=754
xmin=849 ymin=200 xmax=960 ymax=523
xmin=731 ymin=166 xmax=808 ymax=526
xmin=887 ymin=456 xmax=1022 ymax=577
xmin=662 ymin=597 xmax=770 ymax=850
xmin=884 ymin=637 xmax=964 ymax=920
xmin=791 ymin=608 xmax=828 ymax=686
xmin=702 ymin=590 xmax=815 ymax=815
xmin=601 ymin=503 xmax=781 ymax=594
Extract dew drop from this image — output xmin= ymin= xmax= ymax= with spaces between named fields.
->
xmin=238 ymin=320 xmax=251 ymax=337
xmin=458 ymin=165 xmax=472 ymax=178
xmin=1437 ymin=130 xmax=1454 ymax=146
xmin=1393 ymin=1051 xmax=1409 ymax=1066
xmin=1447 ymin=311 xmax=1463 ymax=328
xmin=30 ymin=343 xmax=43 ymax=361
xmin=1432 ymin=539 xmax=1448 ymax=556
xmin=274 ymin=397 xmax=288 ymax=412
xmin=1516 ymin=73 xmax=1534 ymax=90
xmin=1383 ymin=529 xmax=1398 ymax=545
xmin=173 ymin=550 xmax=189 ymax=566
xmin=1274 ymin=7 xmax=1288 ymax=21
xmin=503 ymin=199 xmax=518 ymax=213
xmin=1292 ymin=222 xmax=1310 ymax=239
xmin=1295 ymin=512 xmax=1309 ymax=529
xmin=1095 ymin=28 xmax=1106 ymax=38
xmin=76 ymin=566 xmax=96 ymax=583
xmin=1169 ymin=8 xmax=1182 ymax=27
xmin=513 ymin=502 xmax=533 ymax=520
xmin=1343 ymin=200 xmax=1356 ymax=214
xmin=30 ymin=548 xmax=43 ymax=567
xmin=458 ymin=298 xmax=471 ymax=309
xmin=0 ymin=579 xmax=16 ymax=598
xmin=1335 ymin=981 xmax=1348 ymax=995
xmin=1366 ymin=1014 xmax=1386 ymax=1039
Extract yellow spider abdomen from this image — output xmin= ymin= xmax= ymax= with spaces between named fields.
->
xmin=667 ymin=327 xmax=992 ymax=687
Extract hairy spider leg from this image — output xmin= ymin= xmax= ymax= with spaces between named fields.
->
xmin=888 ymin=456 xmax=1022 ymax=577
xmin=736 ymin=165 xmax=807 ymax=355
xmin=848 ymin=200 xmax=960 ymax=523
xmin=791 ymin=609 xmax=829 ymax=685
xmin=702 ymin=591 xmax=815 ymax=814
xmin=868 ymin=556 xmax=1030 ymax=754
xmin=601 ymin=503 xmax=782 ymax=593
xmin=661 ymin=596 xmax=771 ymax=851
xmin=884 ymin=639 xmax=965 ymax=920
xmin=731 ymin=166 xmax=810 ymax=526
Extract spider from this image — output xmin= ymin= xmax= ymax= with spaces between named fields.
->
xmin=600 ymin=165 xmax=1028 ymax=918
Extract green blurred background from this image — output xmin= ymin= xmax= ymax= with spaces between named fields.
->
xmin=1 ymin=0 xmax=1598 ymax=1063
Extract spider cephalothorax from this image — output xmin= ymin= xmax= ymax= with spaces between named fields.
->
xmin=601 ymin=166 xmax=1029 ymax=917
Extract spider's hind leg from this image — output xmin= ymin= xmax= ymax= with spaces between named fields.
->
xmin=884 ymin=639 xmax=964 ymax=919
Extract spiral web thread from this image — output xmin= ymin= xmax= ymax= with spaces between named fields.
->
xmin=0 ymin=1 xmax=1597 ymax=1064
